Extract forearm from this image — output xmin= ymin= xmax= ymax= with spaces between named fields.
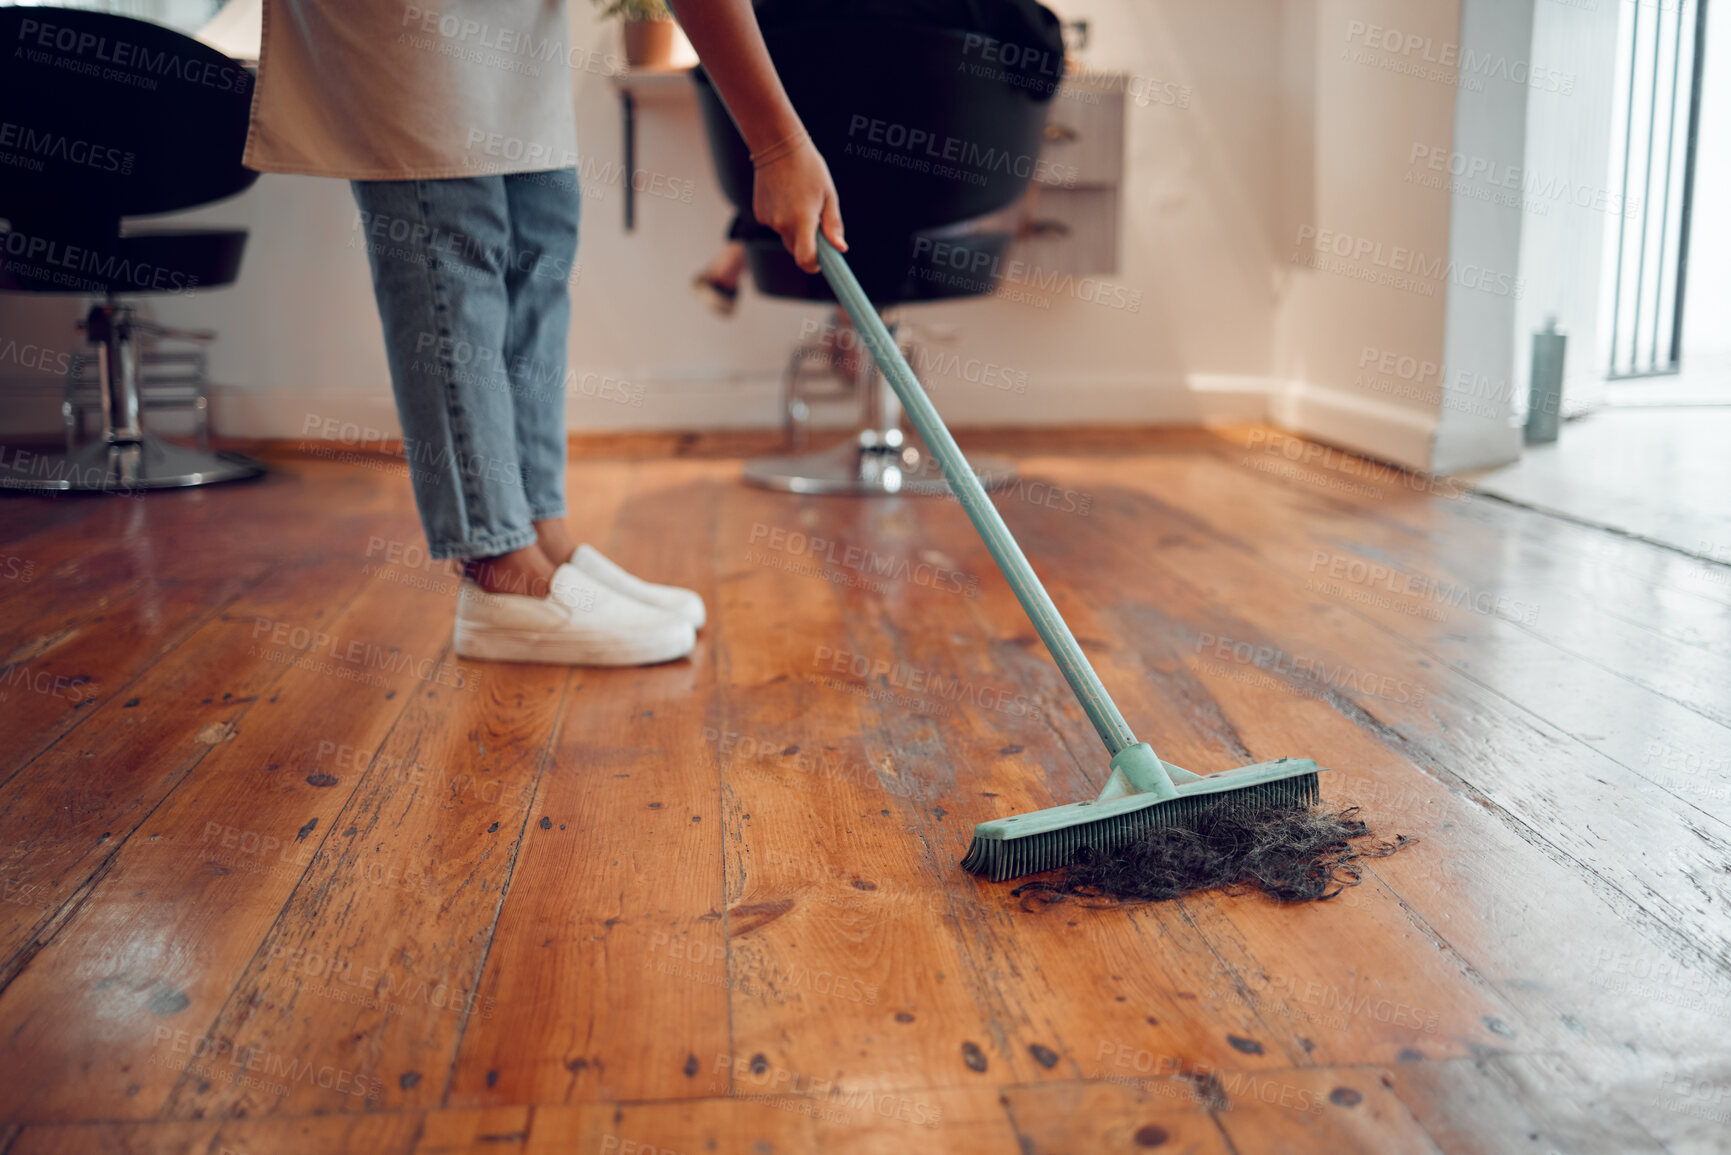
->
xmin=664 ymin=0 xmax=803 ymax=152
xmin=664 ymin=0 xmax=844 ymax=270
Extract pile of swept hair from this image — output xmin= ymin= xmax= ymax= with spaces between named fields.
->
xmin=1012 ymin=804 xmax=1413 ymax=906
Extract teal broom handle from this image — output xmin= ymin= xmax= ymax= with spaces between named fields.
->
xmin=815 ymin=237 xmax=1139 ymax=758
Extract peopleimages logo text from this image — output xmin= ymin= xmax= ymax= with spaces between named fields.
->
xmin=0 ymin=228 xmax=198 ymax=292
xmin=845 ymin=115 xmax=1076 ymax=186
xmin=0 ymin=121 xmax=134 ymax=173
xmin=1294 ymin=226 xmax=1523 ymax=299
xmin=911 ymin=237 xmax=1143 ymax=311
xmin=15 ymin=17 xmax=252 ymax=92
xmin=1342 ymin=21 xmax=1574 ymax=93
xmin=748 ymin=523 xmax=979 ymax=598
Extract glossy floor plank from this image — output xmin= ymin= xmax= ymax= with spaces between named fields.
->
xmin=1 ymin=432 xmax=1727 ymax=1154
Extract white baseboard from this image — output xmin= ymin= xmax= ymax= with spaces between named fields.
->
xmin=213 ymin=386 xmax=405 ymax=443
xmin=211 ymin=375 xmax=1439 ymax=475
xmin=211 ymin=372 xmax=1283 ymax=439
xmin=1267 ymin=379 xmax=1438 ymax=472
xmin=922 ymin=372 xmax=1275 ymax=427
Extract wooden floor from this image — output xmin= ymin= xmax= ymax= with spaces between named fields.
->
xmin=1 ymin=427 xmax=1728 ymax=1154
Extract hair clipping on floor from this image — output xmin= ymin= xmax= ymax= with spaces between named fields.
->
xmin=1009 ymin=804 xmax=1416 ymax=908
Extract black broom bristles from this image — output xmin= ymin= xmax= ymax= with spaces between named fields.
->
xmin=963 ymin=775 xmax=1323 ymax=883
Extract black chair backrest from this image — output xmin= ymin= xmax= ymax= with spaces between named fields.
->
xmin=0 ymin=7 xmax=258 ymax=238
xmin=695 ymin=21 xmax=1051 ymax=238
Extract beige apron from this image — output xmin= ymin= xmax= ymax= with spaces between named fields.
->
xmin=244 ymin=0 xmax=578 ymax=180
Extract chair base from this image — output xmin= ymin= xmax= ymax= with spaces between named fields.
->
xmin=743 ymin=436 xmax=1016 ymax=496
xmin=0 ymin=433 xmax=264 ymax=493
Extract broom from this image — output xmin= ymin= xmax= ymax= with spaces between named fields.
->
xmin=813 ymin=238 xmax=1325 ymax=885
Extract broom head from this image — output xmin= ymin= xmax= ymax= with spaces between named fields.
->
xmin=961 ymin=757 xmax=1322 ymax=883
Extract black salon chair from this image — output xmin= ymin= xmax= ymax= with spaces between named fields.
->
xmin=0 ymin=7 xmax=263 ymax=491
xmin=694 ymin=20 xmax=1056 ymax=494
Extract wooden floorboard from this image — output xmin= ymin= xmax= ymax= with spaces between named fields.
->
xmin=1114 ymin=451 xmax=1731 ymax=968
xmin=1 ymin=429 xmax=1727 ymax=1154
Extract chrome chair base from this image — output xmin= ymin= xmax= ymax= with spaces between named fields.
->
xmin=1 ymin=299 xmax=263 ymax=494
xmin=0 ymin=432 xmax=264 ymax=493
xmin=744 ymin=308 xmax=1016 ymax=497
xmin=743 ymin=434 xmax=1016 ymax=496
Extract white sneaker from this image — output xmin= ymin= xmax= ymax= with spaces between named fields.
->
xmin=568 ymin=544 xmax=707 ymax=630
xmin=452 ymin=570 xmax=694 ymax=666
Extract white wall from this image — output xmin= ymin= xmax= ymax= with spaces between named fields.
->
xmin=1678 ymin=0 xmax=1730 ymax=383
xmin=1510 ymin=0 xmax=1621 ymax=422
xmin=1 ymin=0 xmax=1652 ymax=479
xmin=1432 ymin=0 xmax=1534 ymax=474
xmin=1270 ymin=0 xmax=1460 ymax=471
xmin=0 ymin=1 xmax=1299 ymax=443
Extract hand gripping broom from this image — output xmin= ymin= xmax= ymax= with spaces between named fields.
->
xmin=814 ymin=239 xmax=1323 ymax=883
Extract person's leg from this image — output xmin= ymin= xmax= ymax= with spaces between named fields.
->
xmin=496 ymin=168 xmax=581 ymax=566
xmin=349 ymin=176 xmax=554 ymax=596
xmin=349 ymin=173 xmax=693 ymax=664
xmin=496 ymin=168 xmax=707 ymax=630
xmin=692 ymin=240 xmax=747 ymax=316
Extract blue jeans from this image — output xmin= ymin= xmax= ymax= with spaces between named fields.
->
xmin=350 ymin=170 xmax=580 ymax=561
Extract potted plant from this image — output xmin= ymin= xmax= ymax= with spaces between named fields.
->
xmin=596 ymin=0 xmax=678 ymax=69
